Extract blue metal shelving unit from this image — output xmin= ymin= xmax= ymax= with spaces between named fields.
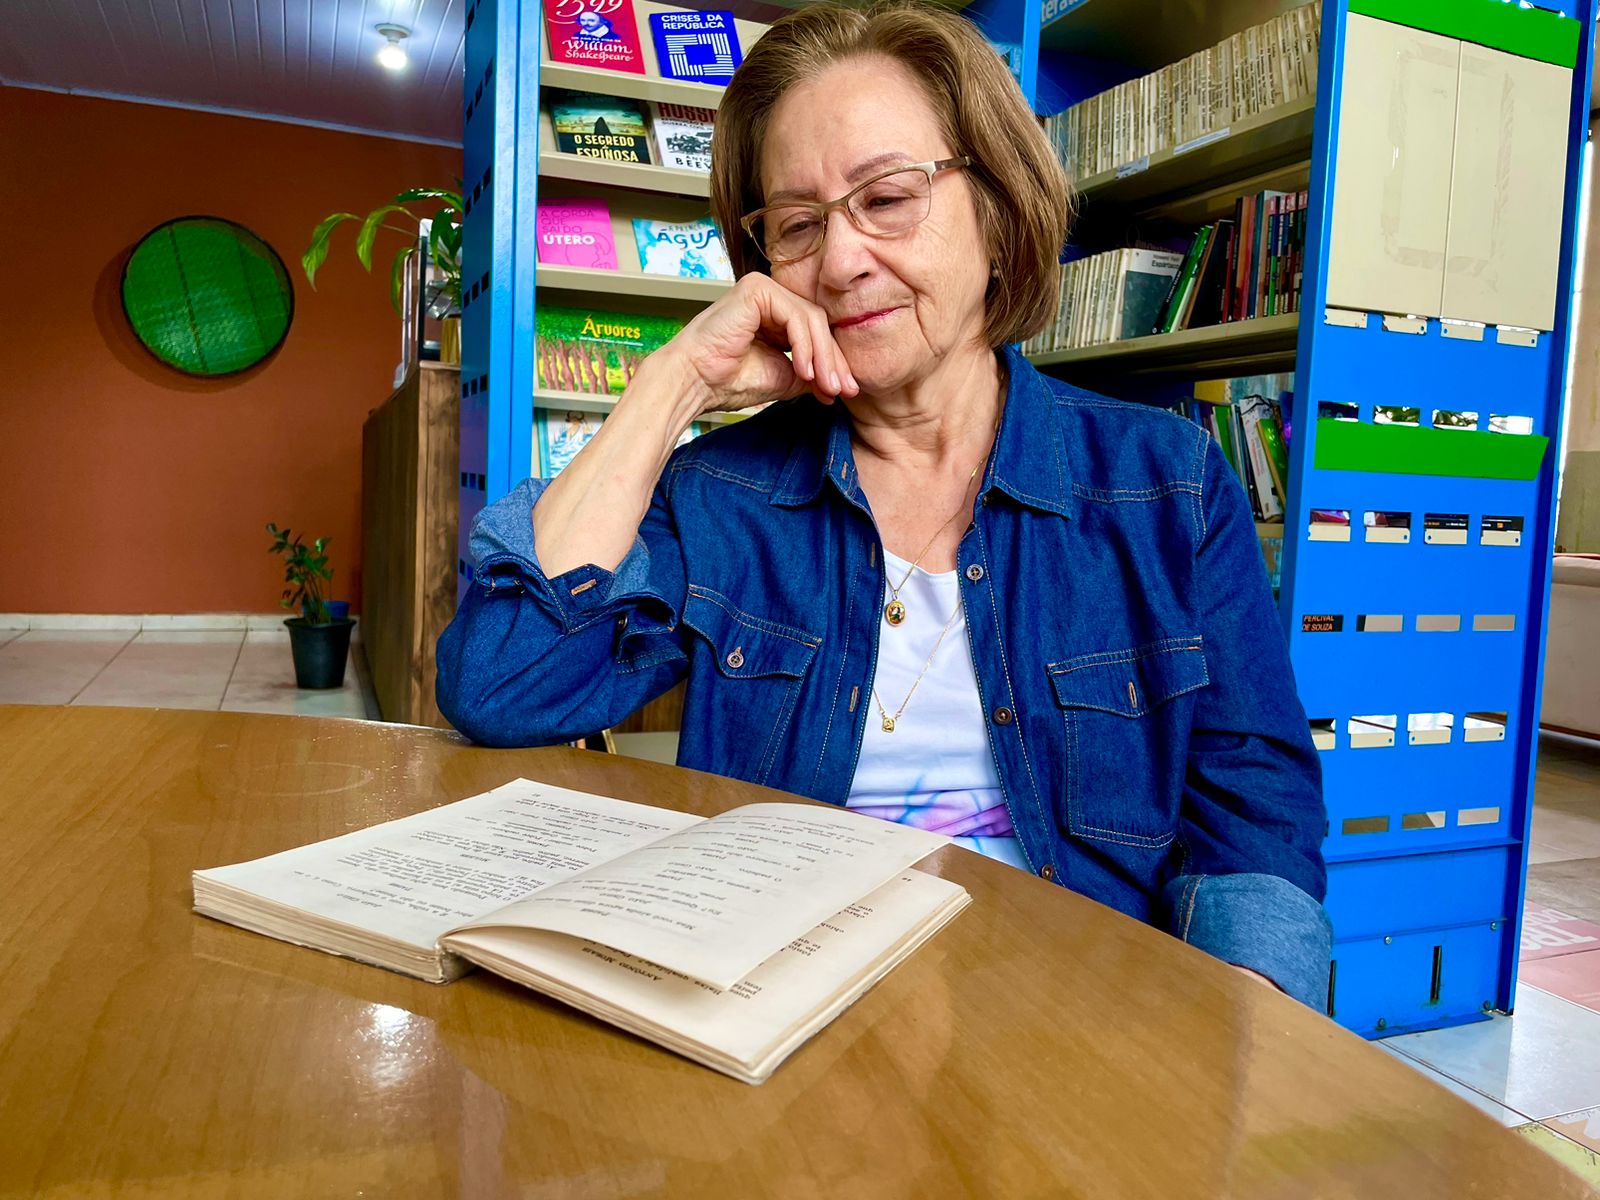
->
xmin=459 ymin=0 xmax=1597 ymax=1038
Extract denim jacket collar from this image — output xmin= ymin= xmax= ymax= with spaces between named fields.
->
xmin=769 ymin=343 xmax=1075 ymax=519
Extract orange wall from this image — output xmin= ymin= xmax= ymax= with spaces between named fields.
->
xmin=0 ymin=88 xmax=462 ymax=613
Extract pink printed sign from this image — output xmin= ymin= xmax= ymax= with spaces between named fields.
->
xmin=1520 ymin=906 xmax=1600 ymax=961
xmin=536 ymin=199 xmax=618 ymax=270
xmin=544 ymin=0 xmax=645 ymax=75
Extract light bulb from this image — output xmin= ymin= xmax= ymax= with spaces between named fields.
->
xmin=376 ymin=24 xmax=410 ymax=71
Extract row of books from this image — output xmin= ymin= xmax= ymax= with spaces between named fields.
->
xmin=1021 ymin=187 xmax=1311 ymax=355
xmin=545 ymin=3 xmax=743 ymax=86
xmin=538 ymin=198 xmax=733 ymax=281
xmin=1186 ymin=375 xmax=1294 ymax=524
xmin=550 ymin=91 xmax=716 ymax=172
xmin=1045 ymin=1 xmax=1322 ymax=181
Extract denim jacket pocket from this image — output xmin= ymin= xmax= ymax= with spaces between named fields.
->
xmin=681 ymin=584 xmax=821 ymax=784
xmin=1047 ymin=636 xmax=1209 ymax=849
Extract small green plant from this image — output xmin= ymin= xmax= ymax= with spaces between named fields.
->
xmin=302 ymin=186 xmax=462 ymax=313
xmin=267 ymin=523 xmax=335 ymax=625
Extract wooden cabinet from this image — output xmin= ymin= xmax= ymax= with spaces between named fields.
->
xmin=361 ymin=362 xmax=460 ymax=728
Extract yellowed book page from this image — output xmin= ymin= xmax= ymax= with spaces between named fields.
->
xmin=1442 ymin=43 xmax=1572 ymax=331
xmin=452 ymin=802 xmax=948 ymax=990
xmin=1325 ymin=14 xmax=1458 ymax=317
xmin=193 ymin=779 xmax=703 ymax=954
xmin=444 ymin=870 xmax=969 ymax=1083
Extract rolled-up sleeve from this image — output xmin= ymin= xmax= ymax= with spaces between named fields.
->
xmin=1162 ymin=436 xmax=1333 ymax=1011
xmin=435 ymin=473 xmax=690 ymax=747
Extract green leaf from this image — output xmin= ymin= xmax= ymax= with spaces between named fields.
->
xmin=302 ymin=213 xmax=358 ymax=288
xmin=397 ymin=187 xmax=464 ymax=210
xmin=389 ymin=246 xmax=414 ymax=314
xmin=356 ymin=205 xmax=413 ymax=271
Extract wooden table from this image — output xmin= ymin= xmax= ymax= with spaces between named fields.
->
xmin=1 ymin=705 xmax=1588 ymax=1199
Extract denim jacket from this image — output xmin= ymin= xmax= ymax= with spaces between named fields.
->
xmin=437 ymin=344 xmax=1333 ymax=1009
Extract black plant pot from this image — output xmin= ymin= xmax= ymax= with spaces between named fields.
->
xmin=284 ymin=617 xmax=356 ymax=690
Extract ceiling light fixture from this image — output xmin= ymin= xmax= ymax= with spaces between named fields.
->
xmin=376 ymin=24 xmax=411 ymax=71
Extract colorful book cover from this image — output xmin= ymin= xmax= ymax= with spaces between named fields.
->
xmin=650 ymin=102 xmax=716 ymax=173
xmin=551 ymin=92 xmax=652 ymax=164
xmin=544 ymin=0 xmax=645 ymax=75
xmin=535 ymin=304 xmax=683 ymax=396
xmin=632 ymin=217 xmax=733 ymax=281
xmin=649 ymin=10 xmax=742 ymax=85
xmin=537 ymin=409 xmax=703 ymax=477
xmin=536 ymin=199 xmax=617 ymax=270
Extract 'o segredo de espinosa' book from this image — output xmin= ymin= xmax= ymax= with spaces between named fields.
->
xmin=551 ymin=91 xmax=652 ymax=164
xmin=193 ymin=779 xmax=969 ymax=1085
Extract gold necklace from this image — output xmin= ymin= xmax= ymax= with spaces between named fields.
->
xmin=872 ymin=597 xmax=963 ymax=733
xmin=881 ymin=412 xmax=1001 ymax=628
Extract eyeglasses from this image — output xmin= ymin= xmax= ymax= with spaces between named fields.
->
xmin=740 ymin=156 xmax=972 ymax=266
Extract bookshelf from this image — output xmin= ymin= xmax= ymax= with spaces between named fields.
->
xmin=534 ymin=388 xmax=746 ymax=425
xmin=538 ymin=61 xmax=731 ymax=110
xmin=1027 ymin=0 xmax=1597 ymax=1042
xmin=536 ymin=265 xmax=731 ymax=305
xmin=537 ymin=152 xmax=712 ymax=199
xmin=1030 ymin=313 xmax=1298 ymax=376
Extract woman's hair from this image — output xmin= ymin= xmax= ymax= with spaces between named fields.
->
xmin=710 ymin=0 xmax=1073 ymax=349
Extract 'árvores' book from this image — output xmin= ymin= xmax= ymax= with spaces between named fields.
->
xmin=551 ymin=91 xmax=652 ymax=163
xmin=632 ymin=216 xmax=733 ymax=281
xmin=536 ymin=304 xmax=683 ymax=395
xmin=193 ymin=780 xmax=968 ymax=1084
xmin=544 ymin=0 xmax=645 ymax=75
xmin=537 ymin=198 xmax=618 ymax=270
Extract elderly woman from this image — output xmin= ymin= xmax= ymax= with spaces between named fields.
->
xmin=438 ymin=2 xmax=1331 ymax=1008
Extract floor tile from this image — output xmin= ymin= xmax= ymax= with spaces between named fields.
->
xmin=1522 ymin=906 xmax=1600 ymax=961
xmin=1513 ymin=1123 xmax=1600 ymax=1187
xmin=1376 ymin=1044 xmax=1529 ymax=1125
xmin=1381 ymin=983 xmax=1600 ymax=1121
xmin=1546 ymin=1106 xmax=1600 ymax=1155
xmin=1529 ymin=807 xmax=1600 ymax=866
xmin=73 ymin=632 xmax=242 ymax=710
xmin=0 ymin=630 xmax=20 ymax=650
xmin=1527 ymin=858 xmax=1600 ymax=927
xmin=0 ymin=631 xmax=134 ymax=705
xmin=1521 ymin=956 xmax=1600 ymax=1015
xmin=220 ymin=630 xmax=368 ymax=720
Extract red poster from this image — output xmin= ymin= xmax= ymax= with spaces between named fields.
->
xmin=545 ymin=0 xmax=646 ymax=75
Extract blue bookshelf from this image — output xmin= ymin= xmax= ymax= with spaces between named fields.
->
xmin=460 ymin=0 xmax=1597 ymax=1037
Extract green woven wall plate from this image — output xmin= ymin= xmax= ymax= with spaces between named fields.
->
xmin=121 ymin=217 xmax=294 ymax=377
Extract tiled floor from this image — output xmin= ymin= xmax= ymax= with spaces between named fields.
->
xmin=2 ymin=630 xmax=1598 ymax=1182
xmin=0 ymin=628 xmax=376 ymax=719
xmin=1379 ymin=732 xmax=1600 ymax=1185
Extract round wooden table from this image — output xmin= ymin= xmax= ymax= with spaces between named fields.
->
xmin=0 ymin=705 xmax=1587 ymax=1198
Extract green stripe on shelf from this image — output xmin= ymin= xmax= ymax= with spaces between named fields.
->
xmin=1314 ymin=420 xmax=1550 ymax=480
xmin=1348 ymin=0 xmax=1579 ymax=69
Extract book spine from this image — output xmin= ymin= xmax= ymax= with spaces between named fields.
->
xmin=1224 ymin=198 xmax=1243 ymax=322
xmin=1157 ymin=232 xmax=1203 ymax=335
xmin=1258 ymin=412 xmax=1292 ymax=505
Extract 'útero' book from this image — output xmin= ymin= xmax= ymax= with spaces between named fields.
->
xmin=649 ymin=102 xmax=716 ymax=173
xmin=536 ymin=198 xmax=618 ymax=270
xmin=193 ymin=779 xmax=968 ymax=1084
xmin=551 ymin=91 xmax=652 ymax=164
xmin=632 ymin=216 xmax=733 ymax=281
xmin=536 ymin=304 xmax=683 ymax=395
xmin=544 ymin=0 xmax=645 ymax=75
xmin=648 ymin=10 xmax=742 ymax=85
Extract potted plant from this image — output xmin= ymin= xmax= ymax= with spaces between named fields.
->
xmin=302 ymin=187 xmax=463 ymax=364
xmin=267 ymin=523 xmax=356 ymax=690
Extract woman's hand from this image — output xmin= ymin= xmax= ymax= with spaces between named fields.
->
xmin=657 ymin=273 xmax=860 ymax=416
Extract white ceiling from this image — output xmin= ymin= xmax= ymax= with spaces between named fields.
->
xmin=0 ymin=0 xmax=467 ymax=144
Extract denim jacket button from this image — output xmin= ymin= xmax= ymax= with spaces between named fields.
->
xmin=726 ymin=648 xmax=745 ymax=670
xmin=965 ymin=564 xmax=984 ymax=583
xmin=993 ymin=706 xmax=1013 ymax=725
xmin=1039 ymin=864 xmax=1055 ymax=881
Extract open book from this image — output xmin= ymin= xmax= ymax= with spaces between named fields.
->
xmin=193 ymin=779 xmax=969 ymax=1084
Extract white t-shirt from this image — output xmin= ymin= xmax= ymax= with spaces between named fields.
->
xmin=845 ymin=549 xmax=1030 ymax=871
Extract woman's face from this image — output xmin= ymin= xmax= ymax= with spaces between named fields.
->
xmin=760 ymin=57 xmax=992 ymax=397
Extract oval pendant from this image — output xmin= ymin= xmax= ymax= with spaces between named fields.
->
xmin=881 ymin=717 xmax=896 ymax=732
xmin=885 ymin=599 xmax=906 ymax=626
